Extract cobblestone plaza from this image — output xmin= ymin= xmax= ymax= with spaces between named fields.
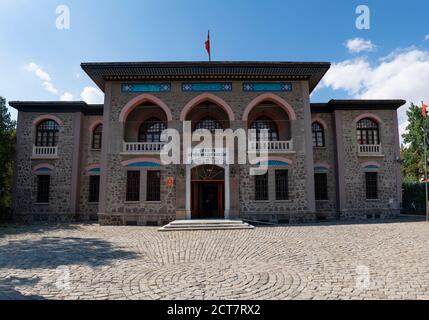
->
xmin=0 ymin=220 xmax=428 ymax=300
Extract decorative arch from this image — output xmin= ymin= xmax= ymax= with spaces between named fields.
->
xmin=86 ymin=164 xmax=101 ymax=175
xmin=119 ymin=93 xmax=173 ymax=123
xmin=32 ymin=115 xmax=63 ymax=126
xmin=89 ymin=120 xmax=103 ymax=133
xmin=353 ymin=113 xmax=383 ymax=124
xmin=361 ymin=161 xmax=382 ymax=171
xmin=121 ymin=157 xmax=163 ymax=168
xmin=180 ymin=93 xmax=235 ymax=121
xmin=314 ymin=163 xmax=330 ymax=169
xmin=311 ymin=117 xmax=328 ymax=129
xmin=256 ymin=156 xmax=293 ymax=167
xmin=242 ymin=93 xmax=297 ymax=122
xmin=32 ymin=164 xmax=55 ymax=174
xmin=314 ymin=163 xmax=330 ymax=173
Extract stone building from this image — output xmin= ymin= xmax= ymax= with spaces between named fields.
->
xmin=10 ymin=61 xmax=405 ymax=225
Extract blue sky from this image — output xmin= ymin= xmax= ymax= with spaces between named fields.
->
xmin=1 ymin=0 xmax=428 ymax=134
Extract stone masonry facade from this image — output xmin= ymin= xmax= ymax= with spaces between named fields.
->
xmin=10 ymin=61 xmax=405 ymax=225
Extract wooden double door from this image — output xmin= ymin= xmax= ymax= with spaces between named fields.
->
xmin=191 ymin=181 xmax=225 ymax=219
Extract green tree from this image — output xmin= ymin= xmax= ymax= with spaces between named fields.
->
xmin=0 ymin=97 xmax=16 ymax=209
xmin=401 ymin=102 xmax=428 ymax=183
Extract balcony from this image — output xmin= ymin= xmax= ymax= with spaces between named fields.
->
xmin=358 ymin=144 xmax=383 ymax=157
xmin=248 ymin=140 xmax=294 ymax=153
xmin=32 ymin=145 xmax=58 ymax=159
xmin=122 ymin=142 xmax=166 ymax=155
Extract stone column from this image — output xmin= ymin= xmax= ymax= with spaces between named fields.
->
xmin=70 ymin=112 xmax=83 ymax=216
xmin=99 ymin=82 xmax=112 ymax=214
xmin=301 ymin=81 xmax=316 ymax=213
xmin=334 ymin=109 xmax=346 ymax=213
xmin=185 ymin=164 xmax=191 ymax=220
xmin=225 ymin=164 xmax=230 ymax=219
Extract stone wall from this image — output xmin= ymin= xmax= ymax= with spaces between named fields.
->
xmin=312 ymin=112 xmax=338 ymax=219
xmin=76 ymin=115 xmax=103 ymax=220
xmin=13 ymin=112 xmax=78 ymax=222
xmin=11 ymin=81 xmax=402 ymax=225
xmin=337 ymin=109 xmax=401 ymax=219
xmin=100 ymin=80 xmax=316 ymax=225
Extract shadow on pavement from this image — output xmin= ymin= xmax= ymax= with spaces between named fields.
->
xmin=0 ymin=236 xmax=138 ymax=270
xmin=0 ymin=223 xmax=84 ymax=239
xmin=0 ymin=276 xmax=45 ymax=300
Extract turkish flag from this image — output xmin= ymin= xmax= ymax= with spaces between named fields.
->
xmin=423 ymin=102 xmax=428 ymax=118
xmin=205 ymin=30 xmax=211 ymax=62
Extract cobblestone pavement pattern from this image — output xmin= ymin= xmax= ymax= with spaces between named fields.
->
xmin=0 ymin=221 xmax=428 ymax=300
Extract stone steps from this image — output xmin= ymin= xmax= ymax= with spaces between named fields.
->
xmin=158 ymin=219 xmax=255 ymax=232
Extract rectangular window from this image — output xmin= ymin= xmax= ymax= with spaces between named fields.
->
xmin=147 ymin=171 xmax=161 ymax=202
xmin=37 ymin=175 xmax=50 ymax=203
xmin=89 ymin=176 xmax=100 ymax=203
xmin=275 ymin=170 xmax=289 ymax=200
xmin=314 ymin=173 xmax=328 ymax=200
xmin=255 ymin=173 xmax=268 ymax=201
xmin=126 ymin=171 xmax=140 ymax=202
xmin=365 ymin=172 xmax=378 ymax=199
xmin=92 ymin=134 xmax=102 ymax=149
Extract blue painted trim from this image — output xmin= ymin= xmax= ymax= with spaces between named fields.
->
xmin=256 ymin=160 xmax=289 ymax=167
xmin=182 ymin=83 xmax=232 ymax=92
xmin=88 ymin=168 xmax=101 ymax=173
xmin=364 ymin=165 xmax=380 ymax=170
xmin=314 ymin=167 xmax=329 ymax=173
xmin=127 ymin=162 xmax=161 ymax=168
xmin=243 ymin=83 xmax=293 ymax=92
xmin=35 ymin=167 xmax=52 ymax=172
xmin=121 ymin=84 xmax=171 ymax=93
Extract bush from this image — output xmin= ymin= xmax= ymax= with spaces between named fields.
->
xmin=402 ymin=183 xmax=426 ymax=214
xmin=0 ymin=207 xmax=12 ymax=222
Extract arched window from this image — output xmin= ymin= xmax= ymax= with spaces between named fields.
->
xmin=92 ymin=124 xmax=103 ymax=149
xmin=312 ymin=122 xmax=325 ymax=147
xmin=138 ymin=117 xmax=166 ymax=142
xmin=194 ymin=116 xmax=223 ymax=133
xmin=357 ymin=118 xmax=380 ymax=145
xmin=250 ymin=116 xmax=279 ymax=141
xmin=35 ymin=120 xmax=59 ymax=147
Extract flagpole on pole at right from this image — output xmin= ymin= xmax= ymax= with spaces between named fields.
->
xmin=423 ymin=101 xmax=429 ymax=223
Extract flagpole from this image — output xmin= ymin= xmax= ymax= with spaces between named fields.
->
xmin=424 ymin=101 xmax=429 ymax=222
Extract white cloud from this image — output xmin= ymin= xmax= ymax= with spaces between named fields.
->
xmin=425 ymin=34 xmax=429 ymax=41
xmin=80 ymin=86 xmax=104 ymax=104
xmin=319 ymin=48 xmax=429 ymax=141
xmin=60 ymin=92 xmax=74 ymax=101
xmin=345 ymin=38 xmax=376 ymax=53
xmin=25 ymin=62 xmax=58 ymax=95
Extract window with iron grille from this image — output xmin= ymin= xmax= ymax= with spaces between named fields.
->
xmin=312 ymin=122 xmax=325 ymax=147
xmin=92 ymin=124 xmax=103 ymax=149
xmin=365 ymin=172 xmax=378 ymax=199
xmin=194 ymin=116 xmax=224 ymax=133
xmin=147 ymin=171 xmax=161 ymax=202
xmin=89 ymin=175 xmax=100 ymax=203
xmin=250 ymin=116 xmax=279 ymax=141
xmin=138 ymin=117 xmax=166 ymax=142
xmin=275 ymin=170 xmax=289 ymax=200
xmin=314 ymin=173 xmax=328 ymax=200
xmin=36 ymin=120 xmax=59 ymax=147
xmin=37 ymin=175 xmax=50 ymax=203
xmin=126 ymin=171 xmax=140 ymax=202
xmin=357 ymin=118 xmax=380 ymax=145
xmin=255 ymin=173 xmax=268 ymax=201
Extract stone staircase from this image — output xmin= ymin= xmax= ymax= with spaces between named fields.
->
xmin=158 ymin=219 xmax=255 ymax=232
